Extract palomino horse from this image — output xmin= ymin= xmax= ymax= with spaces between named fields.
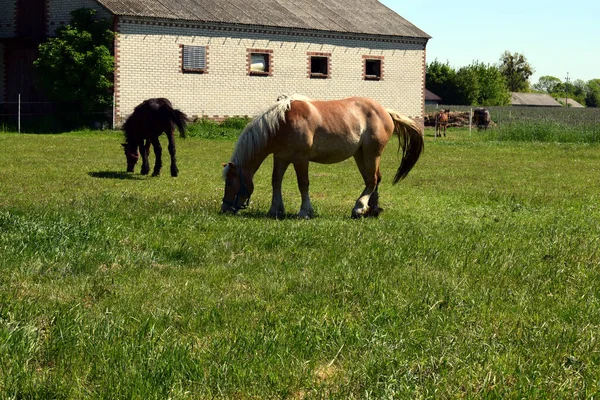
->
xmin=122 ymin=98 xmax=188 ymax=177
xmin=435 ymin=109 xmax=449 ymax=137
xmin=221 ymin=95 xmax=424 ymax=218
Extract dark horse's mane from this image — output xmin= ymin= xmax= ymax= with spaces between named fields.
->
xmin=122 ymin=98 xmax=188 ymax=144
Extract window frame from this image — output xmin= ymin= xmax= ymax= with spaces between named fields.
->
xmin=181 ymin=44 xmax=208 ymax=74
xmin=363 ymin=55 xmax=384 ymax=81
xmin=307 ymin=52 xmax=331 ymax=79
xmin=247 ymin=49 xmax=273 ymax=77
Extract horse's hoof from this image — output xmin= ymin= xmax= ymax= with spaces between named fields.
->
xmin=367 ymin=207 xmax=384 ymax=218
xmin=351 ymin=207 xmax=369 ymax=219
xmin=268 ymin=209 xmax=285 ymax=219
xmin=171 ymin=168 xmax=179 ymax=177
xmin=152 ymin=171 xmax=160 ymax=177
xmin=297 ymin=210 xmax=313 ymax=219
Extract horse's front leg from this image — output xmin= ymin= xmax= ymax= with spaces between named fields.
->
xmin=151 ymin=136 xmax=162 ymax=176
xmin=268 ymin=156 xmax=290 ymax=218
xmin=166 ymin=130 xmax=178 ymax=177
xmin=293 ymin=160 xmax=314 ymax=219
xmin=140 ymin=140 xmax=151 ymax=175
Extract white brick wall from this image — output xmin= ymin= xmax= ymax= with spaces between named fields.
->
xmin=0 ymin=0 xmax=16 ymax=38
xmin=116 ymin=18 xmax=426 ymax=124
xmin=47 ymin=0 xmax=112 ymax=36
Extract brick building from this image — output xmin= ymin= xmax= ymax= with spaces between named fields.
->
xmin=1 ymin=0 xmax=430 ymax=126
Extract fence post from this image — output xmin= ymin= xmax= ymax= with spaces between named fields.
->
xmin=469 ymin=108 xmax=472 ymax=136
xmin=18 ymin=94 xmax=21 ymax=134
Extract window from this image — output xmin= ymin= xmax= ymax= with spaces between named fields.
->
xmin=247 ymin=49 xmax=272 ymax=76
xmin=308 ymin=53 xmax=331 ymax=78
xmin=182 ymin=45 xmax=207 ymax=73
xmin=363 ymin=56 xmax=383 ymax=80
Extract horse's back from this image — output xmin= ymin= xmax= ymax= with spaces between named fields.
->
xmin=281 ymin=97 xmax=393 ymax=164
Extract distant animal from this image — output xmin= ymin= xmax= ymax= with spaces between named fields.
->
xmin=221 ymin=95 xmax=424 ymax=219
xmin=435 ymin=109 xmax=449 ymax=137
xmin=122 ymin=98 xmax=188 ymax=177
xmin=472 ymin=108 xmax=491 ymax=130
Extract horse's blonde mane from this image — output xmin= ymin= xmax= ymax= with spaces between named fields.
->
xmin=223 ymin=94 xmax=312 ymax=179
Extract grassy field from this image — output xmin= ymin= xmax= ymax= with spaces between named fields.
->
xmin=1 ymin=126 xmax=600 ymax=398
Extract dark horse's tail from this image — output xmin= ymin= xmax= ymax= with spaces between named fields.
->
xmin=386 ymin=110 xmax=424 ymax=184
xmin=161 ymin=102 xmax=189 ymax=139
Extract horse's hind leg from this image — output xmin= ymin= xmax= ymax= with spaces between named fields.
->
xmin=151 ymin=136 xmax=162 ymax=176
xmin=352 ymin=151 xmax=381 ymax=218
xmin=268 ymin=156 xmax=289 ymax=218
xmin=166 ymin=129 xmax=178 ymax=177
xmin=293 ymin=160 xmax=314 ymax=219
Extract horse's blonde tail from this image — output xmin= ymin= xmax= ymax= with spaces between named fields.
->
xmin=386 ymin=110 xmax=424 ymax=184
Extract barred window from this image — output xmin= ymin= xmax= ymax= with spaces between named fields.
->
xmin=182 ymin=45 xmax=207 ymax=73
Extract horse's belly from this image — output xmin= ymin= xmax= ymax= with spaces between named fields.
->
xmin=308 ymin=138 xmax=359 ymax=164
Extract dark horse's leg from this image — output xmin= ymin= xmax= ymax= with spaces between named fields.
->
xmin=166 ymin=128 xmax=178 ymax=177
xmin=151 ymin=135 xmax=163 ymax=177
xmin=140 ymin=139 xmax=151 ymax=175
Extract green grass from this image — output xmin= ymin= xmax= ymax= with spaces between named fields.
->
xmin=1 ymin=127 xmax=600 ymax=398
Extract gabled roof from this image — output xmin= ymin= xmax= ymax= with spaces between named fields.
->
xmin=511 ymin=92 xmax=562 ymax=107
xmin=557 ymin=98 xmax=585 ymax=108
xmin=97 ymin=0 xmax=430 ymax=39
xmin=425 ymin=89 xmax=442 ymax=102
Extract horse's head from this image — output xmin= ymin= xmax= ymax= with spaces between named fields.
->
xmin=122 ymin=143 xmax=139 ymax=172
xmin=221 ymin=162 xmax=253 ymax=214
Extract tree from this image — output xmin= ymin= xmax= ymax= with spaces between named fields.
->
xmin=585 ymin=79 xmax=600 ymax=108
xmin=426 ymin=60 xmax=459 ymax=104
xmin=532 ymin=75 xmax=562 ymax=93
xmin=498 ymin=51 xmax=534 ymax=92
xmin=34 ymin=8 xmax=114 ymax=117
xmin=426 ymin=60 xmax=510 ymax=106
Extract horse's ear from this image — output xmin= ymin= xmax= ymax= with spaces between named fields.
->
xmin=121 ymin=143 xmax=127 ymax=148
xmin=221 ymin=163 xmax=227 ymax=168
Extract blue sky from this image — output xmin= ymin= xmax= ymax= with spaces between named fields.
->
xmin=380 ymin=1 xmax=600 ymax=84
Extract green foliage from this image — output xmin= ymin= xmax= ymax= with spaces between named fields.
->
xmin=498 ymin=51 xmax=534 ymax=92
xmin=34 ymin=8 xmax=114 ymax=115
xmin=532 ymin=75 xmax=562 ymax=93
xmin=585 ymin=79 xmax=600 ymax=108
xmin=186 ymin=118 xmax=249 ymax=140
xmin=427 ymin=60 xmax=510 ymax=106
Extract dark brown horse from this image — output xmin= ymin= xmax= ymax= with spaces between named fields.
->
xmin=221 ymin=95 xmax=424 ymax=218
xmin=472 ymin=108 xmax=491 ymax=130
xmin=122 ymin=98 xmax=188 ymax=177
xmin=435 ymin=109 xmax=449 ymax=137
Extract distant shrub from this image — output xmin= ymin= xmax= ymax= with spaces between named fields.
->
xmin=186 ymin=117 xmax=250 ymax=140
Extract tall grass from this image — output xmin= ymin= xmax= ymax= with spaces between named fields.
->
xmin=1 ymin=130 xmax=600 ymax=397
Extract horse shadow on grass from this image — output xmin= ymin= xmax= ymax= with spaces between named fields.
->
xmin=88 ymin=171 xmax=144 ymax=180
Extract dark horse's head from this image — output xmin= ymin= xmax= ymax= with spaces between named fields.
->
xmin=221 ymin=162 xmax=253 ymax=214
xmin=122 ymin=143 xmax=139 ymax=172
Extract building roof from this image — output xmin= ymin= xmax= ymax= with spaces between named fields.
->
xmin=511 ymin=92 xmax=562 ymax=107
xmin=557 ymin=97 xmax=585 ymax=108
xmin=425 ymin=89 xmax=441 ymax=102
xmin=97 ymin=0 xmax=430 ymax=39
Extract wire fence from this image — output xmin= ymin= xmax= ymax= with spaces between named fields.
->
xmin=425 ymin=105 xmax=600 ymax=143
xmin=0 ymin=98 xmax=112 ymax=133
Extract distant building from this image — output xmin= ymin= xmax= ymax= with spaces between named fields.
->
xmin=511 ymin=92 xmax=562 ymax=107
xmin=557 ymin=98 xmax=585 ymax=108
xmin=425 ymin=89 xmax=442 ymax=106
xmin=1 ymin=0 xmax=431 ymax=126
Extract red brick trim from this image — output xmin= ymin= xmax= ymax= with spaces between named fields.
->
xmin=113 ymin=16 xmax=121 ymax=124
xmin=180 ymin=44 xmax=209 ymax=74
xmin=307 ymin=52 xmax=331 ymax=79
xmin=362 ymin=55 xmax=384 ymax=81
xmin=421 ymin=47 xmax=426 ymax=119
xmin=247 ymin=48 xmax=273 ymax=77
